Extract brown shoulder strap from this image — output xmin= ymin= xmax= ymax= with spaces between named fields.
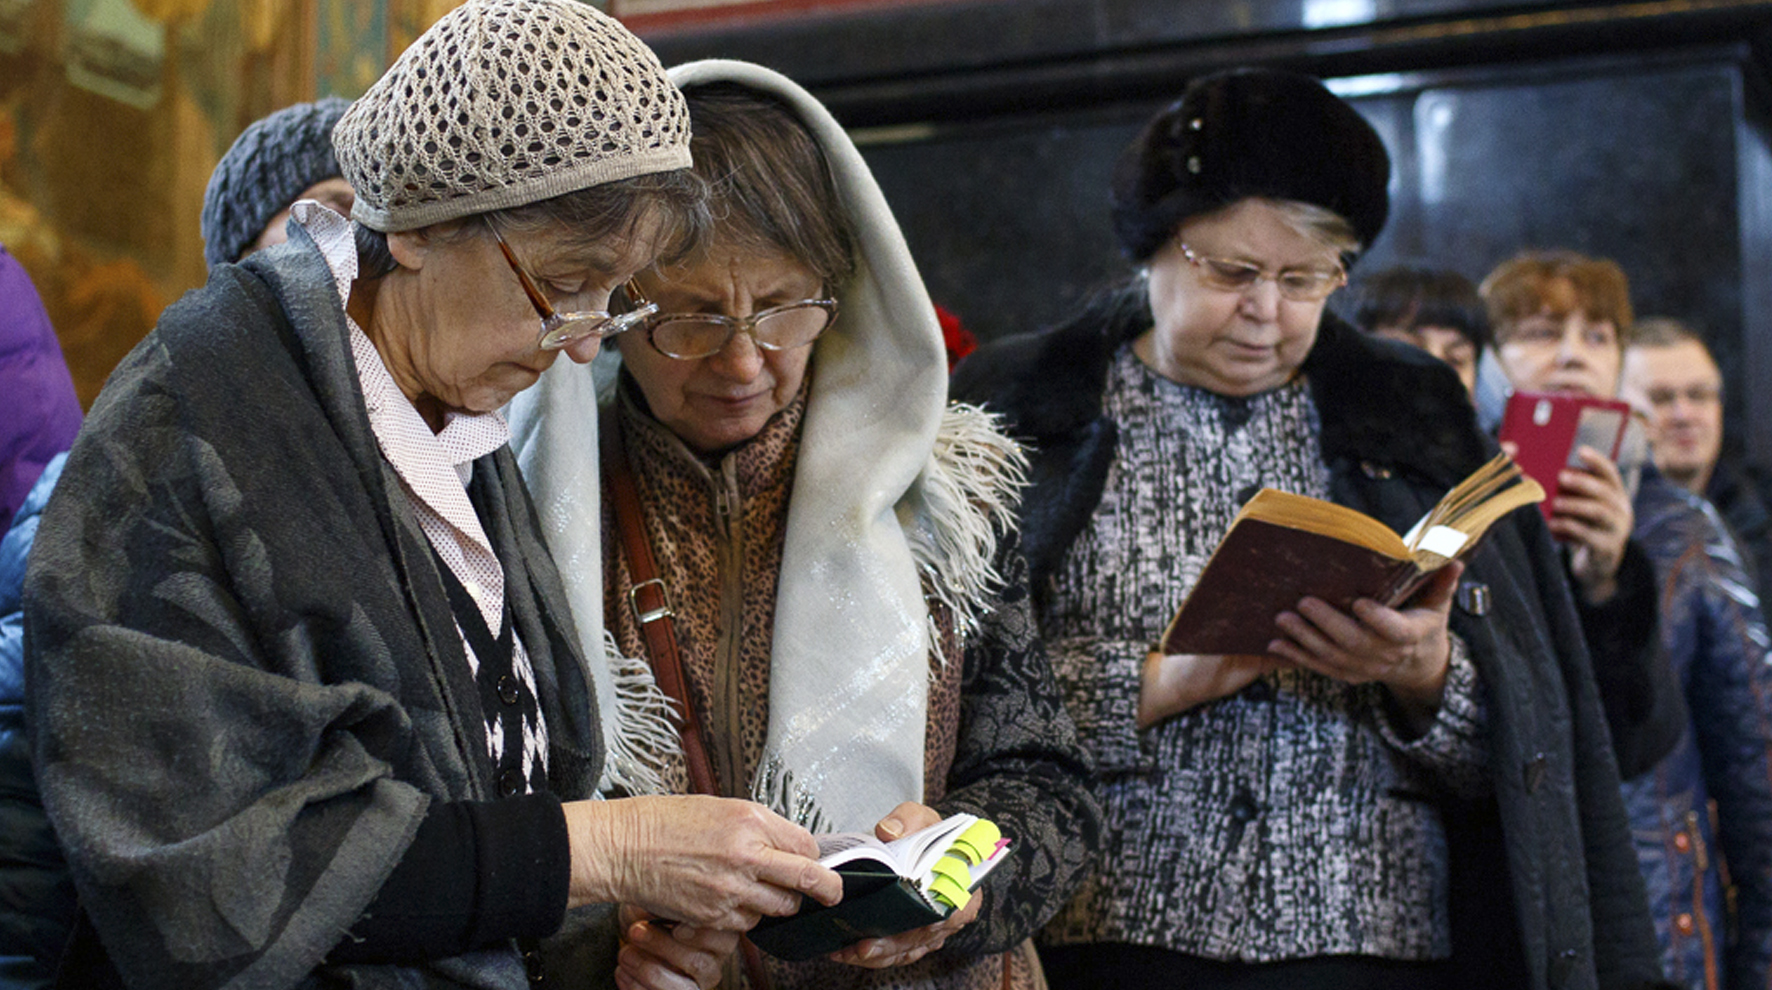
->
xmin=601 ymin=420 xmax=720 ymax=798
xmin=603 ymin=419 xmax=776 ymax=990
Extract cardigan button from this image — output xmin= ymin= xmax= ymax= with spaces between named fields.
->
xmin=1675 ymin=912 xmax=1696 ymax=936
xmin=1228 ymin=790 xmax=1259 ymax=823
xmin=497 ymin=768 xmax=525 ymax=798
xmin=1673 ymin=831 xmax=1692 ymax=854
xmin=1523 ymin=753 xmax=1549 ymax=794
xmin=1550 ymin=947 xmax=1579 ymax=985
xmin=1456 ymin=581 xmax=1492 ymax=617
xmin=524 ymin=944 xmax=546 ymax=983
xmin=497 ymin=674 xmax=521 ymax=706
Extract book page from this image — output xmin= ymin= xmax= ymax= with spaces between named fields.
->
xmin=814 ymin=832 xmax=896 ymax=871
xmin=812 ymin=813 xmax=980 ymax=876
xmin=885 ymin=814 xmax=979 ymax=879
xmin=1238 ymin=489 xmax=1410 ymax=560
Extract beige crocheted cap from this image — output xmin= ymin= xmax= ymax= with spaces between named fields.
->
xmin=335 ymin=0 xmax=691 ymax=232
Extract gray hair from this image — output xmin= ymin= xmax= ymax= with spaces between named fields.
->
xmin=673 ymin=81 xmax=857 ymax=287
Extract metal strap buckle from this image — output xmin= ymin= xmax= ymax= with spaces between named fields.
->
xmin=628 ymin=577 xmax=675 ymax=625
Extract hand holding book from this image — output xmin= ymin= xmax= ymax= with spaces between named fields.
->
xmin=747 ymin=804 xmax=1011 ymax=963
xmin=1269 ymin=559 xmax=1465 ymax=728
xmin=1148 ymin=454 xmax=1541 ymax=724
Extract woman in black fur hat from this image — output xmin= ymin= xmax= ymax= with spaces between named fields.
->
xmin=952 ymin=68 xmax=1665 ymax=990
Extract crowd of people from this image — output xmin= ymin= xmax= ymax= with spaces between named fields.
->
xmin=0 ymin=1 xmax=1769 ymax=989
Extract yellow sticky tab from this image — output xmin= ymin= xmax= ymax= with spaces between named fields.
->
xmin=954 ymin=820 xmax=1001 ymax=864
xmin=949 ymin=837 xmax=985 ymax=865
xmin=930 ymin=873 xmax=971 ymax=911
xmin=931 ymin=854 xmax=971 ymax=886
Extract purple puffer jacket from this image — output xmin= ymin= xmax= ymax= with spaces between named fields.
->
xmin=0 ymin=244 xmax=80 ymax=525
xmin=1624 ymin=470 xmax=1772 ymax=990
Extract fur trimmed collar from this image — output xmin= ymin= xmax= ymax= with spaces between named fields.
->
xmin=953 ymin=283 xmax=1490 ymax=491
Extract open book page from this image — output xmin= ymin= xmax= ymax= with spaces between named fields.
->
xmin=1239 ymin=490 xmax=1411 ymax=560
xmin=812 ymin=813 xmax=984 ymax=874
xmin=813 ymin=814 xmax=1009 ymax=905
xmin=748 ymin=815 xmax=1013 ymax=959
xmin=1402 ymin=453 xmax=1545 ymax=568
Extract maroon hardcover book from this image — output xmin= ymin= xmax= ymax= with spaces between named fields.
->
xmin=1159 ymin=455 xmax=1543 ymax=656
xmin=1160 ymin=516 xmax=1426 ymax=656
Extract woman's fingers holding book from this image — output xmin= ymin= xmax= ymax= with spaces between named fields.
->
xmin=562 ymin=795 xmax=844 ymax=929
xmin=616 ymin=906 xmax=737 ymax=990
xmin=876 ymin=801 xmax=944 ymax=842
xmin=826 ymin=888 xmax=984 ymax=969
xmin=1269 ymin=562 xmax=1461 ymax=713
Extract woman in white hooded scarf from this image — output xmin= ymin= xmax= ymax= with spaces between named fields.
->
xmin=507 ymin=61 xmax=1098 ymax=990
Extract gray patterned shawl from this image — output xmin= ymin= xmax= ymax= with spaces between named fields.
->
xmin=23 ymin=229 xmax=602 ymax=990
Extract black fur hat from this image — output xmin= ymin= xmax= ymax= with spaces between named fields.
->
xmin=1111 ymin=68 xmax=1391 ymax=263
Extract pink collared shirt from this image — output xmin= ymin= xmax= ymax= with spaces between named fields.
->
xmin=291 ymin=202 xmax=547 ymax=781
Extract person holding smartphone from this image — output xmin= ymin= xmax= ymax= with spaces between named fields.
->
xmin=1485 ymin=250 xmax=1772 ymax=990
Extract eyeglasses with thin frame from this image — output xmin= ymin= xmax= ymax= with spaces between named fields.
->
xmin=490 ymin=225 xmax=659 ymax=350
xmin=1178 ymin=243 xmax=1346 ymax=302
xmin=641 ymin=298 xmax=840 ymax=360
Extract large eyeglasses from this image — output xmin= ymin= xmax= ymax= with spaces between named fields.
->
xmin=643 ymin=299 xmax=839 ymax=360
xmin=1178 ymin=243 xmax=1346 ymax=302
xmin=490 ymin=226 xmax=659 ymax=350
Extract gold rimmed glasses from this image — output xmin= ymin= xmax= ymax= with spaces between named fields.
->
xmin=490 ymin=226 xmax=658 ymax=350
xmin=1178 ymin=243 xmax=1346 ymax=302
xmin=643 ymin=298 xmax=839 ymax=360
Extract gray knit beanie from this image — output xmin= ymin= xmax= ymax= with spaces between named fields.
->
xmin=200 ymin=96 xmax=351 ymax=269
xmin=334 ymin=0 xmax=691 ymax=232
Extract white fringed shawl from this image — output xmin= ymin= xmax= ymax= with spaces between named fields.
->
xmin=508 ymin=59 xmax=1022 ymax=833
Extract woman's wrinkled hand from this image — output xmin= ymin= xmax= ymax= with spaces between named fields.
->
xmin=824 ymin=801 xmax=980 ymax=969
xmin=615 ymin=905 xmax=739 ymax=990
xmin=1138 ymin=651 xmax=1285 ymax=727
xmin=1268 ymin=561 xmax=1463 ymax=728
xmin=564 ymin=795 xmax=843 ymax=931
xmin=1548 ymin=446 xmax=1633 ymax=604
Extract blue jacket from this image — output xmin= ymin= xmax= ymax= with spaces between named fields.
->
xmin=1624 ymin=471 xmax=1772 ymax=990
xmin=0 ymin=453 xmax=73 ymax=989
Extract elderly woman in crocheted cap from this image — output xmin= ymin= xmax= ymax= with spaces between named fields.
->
xmin=21 ymin=5 xmax=846 ymax=989
xmin=509 ymin=60 xmax=1098 ymax=990
xmin=953 ymin=69 xmax=1662 ymax=990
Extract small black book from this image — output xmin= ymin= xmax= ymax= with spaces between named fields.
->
xmin=748 ymin=813 xmax=1008 ymax=962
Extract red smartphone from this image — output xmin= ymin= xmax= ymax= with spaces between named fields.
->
xmin=1498 ymin=391 xmax=1633 ymax=521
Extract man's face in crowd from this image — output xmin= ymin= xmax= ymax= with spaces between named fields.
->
xmin=1619 ymin=339 xmax=1724 ymax=493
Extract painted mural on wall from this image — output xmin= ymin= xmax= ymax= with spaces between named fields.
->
xmin=612 ymin=0 xmax=947 ymax=33
xmin=0 ymin=0 xmax=467 ymax=407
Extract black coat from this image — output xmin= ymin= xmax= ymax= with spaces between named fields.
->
xmin=951 ymin=288 xmax=1668 ymax=990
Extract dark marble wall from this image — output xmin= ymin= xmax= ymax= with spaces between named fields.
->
xmin=641 ymin=0 xmax=1772 ymax=468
